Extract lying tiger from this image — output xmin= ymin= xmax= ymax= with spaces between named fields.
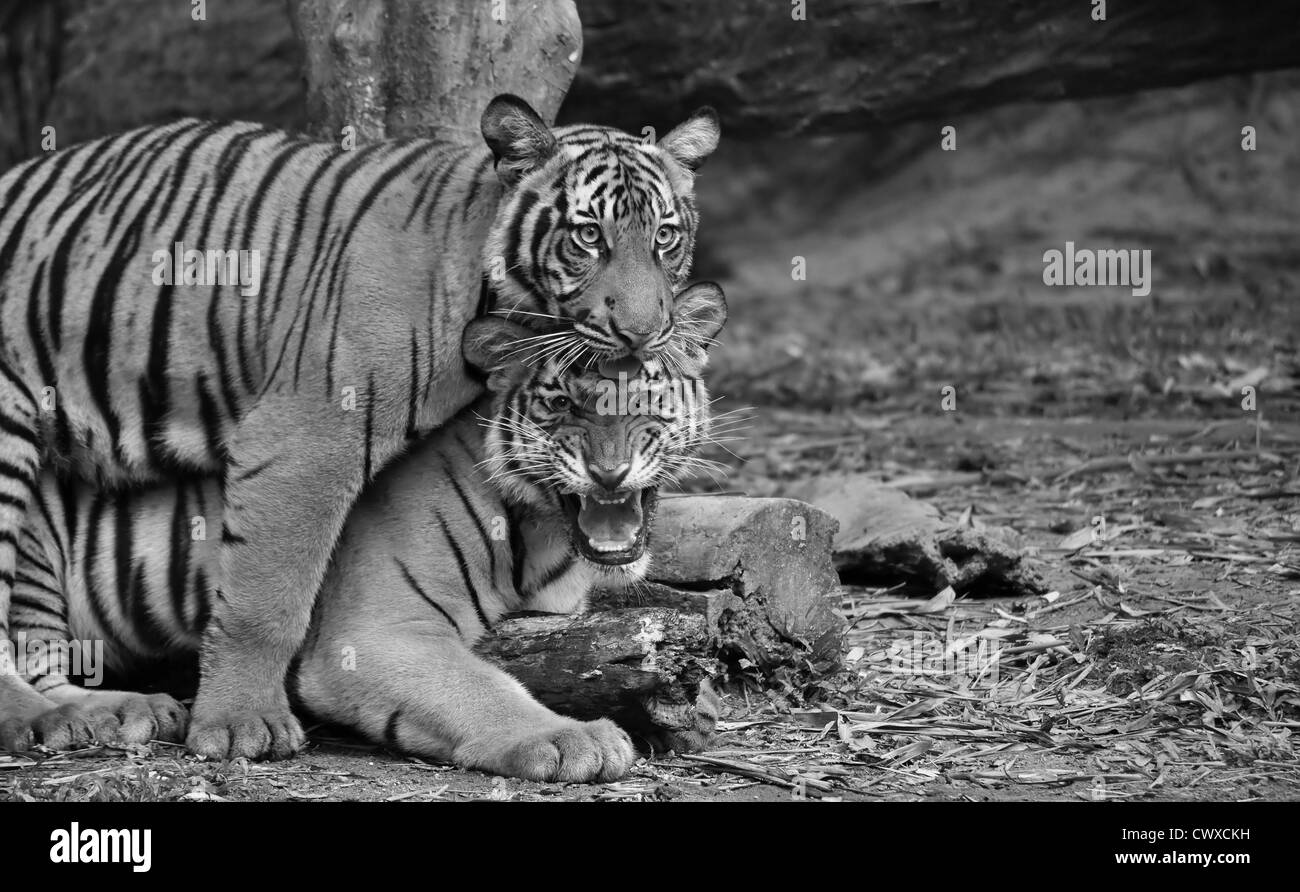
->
xmin=0 ymin=283 xmax=725 ymax=781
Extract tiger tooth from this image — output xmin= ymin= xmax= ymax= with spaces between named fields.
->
xmin=590 ymin=491 xmax=635 ymax=505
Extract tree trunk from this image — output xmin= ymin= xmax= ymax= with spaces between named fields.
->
xmin=0 ymin=0 xmax=68 ymax=169
xmin=568 ymin=0 xmax=1300 ymax=135
xmin=286 ymin=0 xmax=582 ymax=143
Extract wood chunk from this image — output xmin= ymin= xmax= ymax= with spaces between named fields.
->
xmin=477 ymin=607 xmax=719 ymax=753
xmin=598 ymin=496 xmax=846 ymax=674
xmin=648 ymin=496 xmax=843 ymax=642
xmin=787 ymin=474 xmax=1047 ymax=597
xmin=479 ymin=497 xmax=849 ymax=747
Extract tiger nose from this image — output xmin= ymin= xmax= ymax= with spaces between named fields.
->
xmin=621 ymin=328 xmax=653 ymax=349
xmin=610 ymin=315 xmax=655 ymax=350
xmin=587 ymin=461 xmax=631 ymax=491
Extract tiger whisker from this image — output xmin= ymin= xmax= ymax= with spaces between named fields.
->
xmin=555 ymin=341 xmax=589 ymax=377
xmin=490 ymin=308 xmax=576 ymax=324
xmin=500 ymin=334 xmax=575 ymax=364
xmin=661 ymin=463 xmax=728 ymax=488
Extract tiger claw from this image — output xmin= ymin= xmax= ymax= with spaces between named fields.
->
xmin=186 ymin=707 xmax=305 ymax=761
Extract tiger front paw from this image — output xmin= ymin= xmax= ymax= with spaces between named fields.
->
xmin=3 ymin=703 xmax=121 ymax=751
xmin=484 ymin=718 xmax=635 ymax=783
xmin=104 ymin=692 xmax=189 ymax=746
xmin=186 ymin=702 xmax=305 ymax=761
xmin=0 ymin=718 xmax=35 ymax=753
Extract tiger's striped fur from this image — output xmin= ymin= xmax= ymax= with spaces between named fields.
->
xmin=0 ymin=95 xmax=722 ymax=759
xmin=3 ymin=288 xmax=725 ymax=781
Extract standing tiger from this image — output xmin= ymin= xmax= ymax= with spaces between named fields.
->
xmin=4 ymin=286 xmax=726 ymax=781
xmin=0 ymin=95 xmax=721 ymax=760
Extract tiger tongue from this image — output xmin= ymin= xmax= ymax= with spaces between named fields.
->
xmin=576 ymin=491 xmax=643 ymax=549
xmin=598 ymin=355 xmax=644 ymax=378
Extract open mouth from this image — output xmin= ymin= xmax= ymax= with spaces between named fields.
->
xmin=597 ymin=354 xmax=648 ymax=377
xmin=559 ymin=487 xmax=658 ymax=565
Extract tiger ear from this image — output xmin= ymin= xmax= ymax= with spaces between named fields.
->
xmin=481 ymin=94 xmax=558 ymax=186
xmin=657 ymin=107 xmax=721 ymax=171
xmin=462 ymin=317 xmax=534 ymax=376
xmin=671 ymin=281 xmax=727 ymax=370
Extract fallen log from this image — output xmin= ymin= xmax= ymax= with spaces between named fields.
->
xmin=460 ymin=482 xmax=1048 ymax=749
xmin=478 ymin=495 xmax=847 ymax=751
xmin=635 ymin=495 xmax=845 ymax=671
xmin=480 ymin=479 xmax=1051 ymax=747
xmin=477 ymin=608 xmax=720 ymax=754
xmin=786 ymin=474 xmax=1047 ymax=597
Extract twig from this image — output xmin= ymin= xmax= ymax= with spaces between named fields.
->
xmin=676 ymin=754 xmax=835 ymax=793
xmin=1053 ymin=448 xmax=1292 ymax=483
xmin=385 ymin=785 xmax=449 ymax=801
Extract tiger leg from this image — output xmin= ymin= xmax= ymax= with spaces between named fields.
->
xmin=186 ymin=399 xmax=391 ymax=762
xmin=296 ymin=626 xmax=635 ymax=782
xmin=5 ymin=503 xmax=188 ymax=749
xmin=0 ymin=665 xmax=56 ymax=751
xmin=0 ymin=364 xmax=55 ymax=751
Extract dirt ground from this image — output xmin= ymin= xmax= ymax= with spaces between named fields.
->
xmin=4 ymin=346 xmax=1296 ymax=802
xmin=3 ymin=74 xmax=1298 ymax=803
xmin=3 ymin=418 xmax=1297 ymax=801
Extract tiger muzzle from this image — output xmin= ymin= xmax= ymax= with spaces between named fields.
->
xmin=593 ymin=253 xmax=673 ymax=359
